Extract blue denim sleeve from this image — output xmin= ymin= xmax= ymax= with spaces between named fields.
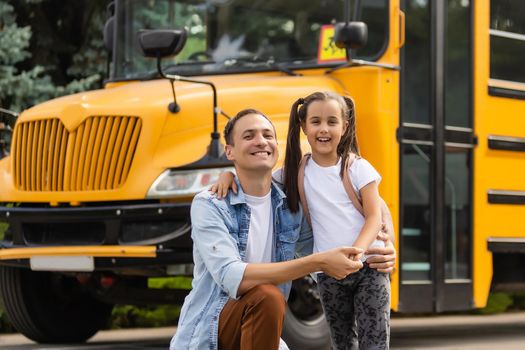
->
xmin=295 ymin=209 xmax=313 ymax=259
xmin=191 ymin=195 xmax=248 ymax=299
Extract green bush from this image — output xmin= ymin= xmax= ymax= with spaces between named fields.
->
xmin=478 ymin=292 xmax=514 ymax=314
xmin=0 ymin=222 xmax=7 ymax=240
xmin=508 ymin=292 xmax=525 ymax=310
xmin=0 ymin=308 xmax=15 ymax=333
xmin=108 ymin=277 xmax=191 ymax=329
xmin=149 ymin=276 xmax=192 ymax=290
xmin=109 ymin=304 xmax=182 ymax=329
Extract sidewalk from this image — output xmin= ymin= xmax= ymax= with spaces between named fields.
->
xmin=0 ymin=327 xmax=177 ymax=346
xmin=1 ymin=312 xmax=525 ymax=346
xmin=390 ymin=311 xmax=525 ymax=334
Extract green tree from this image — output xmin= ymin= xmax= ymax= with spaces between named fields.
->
xmin=0 ymin=0 xmax=107 ymax=332
xmin=0 ymin=0 xmax=107 ymax=113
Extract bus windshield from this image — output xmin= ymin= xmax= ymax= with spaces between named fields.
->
xmin=113 ymin=0 xmax=389 ymax=80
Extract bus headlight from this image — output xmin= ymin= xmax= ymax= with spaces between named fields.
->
xmin=146 ymin=167 xmax=235 ymax=198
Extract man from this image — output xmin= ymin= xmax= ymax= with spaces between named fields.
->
xmin=171 ymin=109 xmax=395 ymax=350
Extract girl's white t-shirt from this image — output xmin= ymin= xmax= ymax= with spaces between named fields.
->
xmin=303 ymin=157 xmax=384 ymax=254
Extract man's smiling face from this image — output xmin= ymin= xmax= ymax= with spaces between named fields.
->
xmin=225 ymin=113 xmax=278 ymax=172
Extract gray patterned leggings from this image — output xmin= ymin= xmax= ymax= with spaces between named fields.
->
xmin=317 ymin=263 xmax=390 ymax=350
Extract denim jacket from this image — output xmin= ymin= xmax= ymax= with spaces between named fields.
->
xmin=170 ymin=179 xmax=313 ymax=350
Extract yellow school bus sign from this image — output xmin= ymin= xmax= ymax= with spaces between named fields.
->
xmin=317 ymin=24 xmax=347 ymax=63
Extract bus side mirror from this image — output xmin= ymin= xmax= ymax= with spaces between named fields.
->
xmin=137 ymin=29 xmax=188 ymax=114
xmin=334 ymin=21 xmax=368 ymax=50
xmin=138 ymin=29 xmax=187 ymax=58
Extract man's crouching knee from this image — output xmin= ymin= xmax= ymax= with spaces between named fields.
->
xmin=245 ymin=284 xmax=286 ymax=318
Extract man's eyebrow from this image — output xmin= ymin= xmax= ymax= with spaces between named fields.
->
xmin=241 ymin=128 xmax=274 ymax=134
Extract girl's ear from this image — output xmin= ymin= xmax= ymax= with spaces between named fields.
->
xmin=343 ymin=119 xmax=349 ymax=134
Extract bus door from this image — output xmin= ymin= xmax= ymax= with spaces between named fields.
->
xmin=398 ymin=0 xmax=475 ymax=312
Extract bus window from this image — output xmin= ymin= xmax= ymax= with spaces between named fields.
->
xmin=489 ymin=0 xmax=525 ymax=85
xmin=113 ymin=0 xmax=388 ymax=80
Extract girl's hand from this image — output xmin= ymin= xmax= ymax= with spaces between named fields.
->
xmin=209 ymin=171 xmax=237 ymax=199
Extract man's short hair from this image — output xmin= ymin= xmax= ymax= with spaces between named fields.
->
xmin=223 ymin=109 xmax=275 ymax=145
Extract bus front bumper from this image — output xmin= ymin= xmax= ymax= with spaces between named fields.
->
xmin=0 ymin=202 xmax=194 ymax=269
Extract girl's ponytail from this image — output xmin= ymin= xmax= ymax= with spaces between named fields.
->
xmin=284 ymin=98 xmax=304 ymax=213
xmin=338 ymin=96 xmax=360 ymax=179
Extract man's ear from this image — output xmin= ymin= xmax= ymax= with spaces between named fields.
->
xmin=225 ymin=144 xmax=234 ymax=161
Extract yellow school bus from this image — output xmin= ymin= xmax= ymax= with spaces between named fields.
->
xmin=0 ymin=0 xmax=524 ymax=347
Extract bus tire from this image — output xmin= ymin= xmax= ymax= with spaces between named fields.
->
xmin=0 ymin=266 xmax=113 ymax=343
xmin=282 ymin=276 xmax=331 ymax=350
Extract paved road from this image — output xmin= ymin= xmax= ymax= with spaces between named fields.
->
xmin=2 ymin=312 xmax=525 ymax=349
xmin=390 ymin=311 xmax=525 ymax=349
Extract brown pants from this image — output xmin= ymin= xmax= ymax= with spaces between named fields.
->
xmin=218 ymin=284 xmax=286 ymax=350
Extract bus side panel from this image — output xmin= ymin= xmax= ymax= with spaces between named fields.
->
xmin=473 ymin=1 xmax=525 ymax=308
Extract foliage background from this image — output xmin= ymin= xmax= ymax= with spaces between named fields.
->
xmin=0 ymin=0 xmax=192 ymax=333
xmin=0 ymin=0 xmax=106 ymax=113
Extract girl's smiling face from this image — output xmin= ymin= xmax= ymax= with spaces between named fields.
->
xmin=302 ymin=99 xmax=348 ymax=166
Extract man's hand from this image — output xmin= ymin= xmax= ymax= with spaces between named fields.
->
xmin=320 ymin=247 xmax=364 ymax=280
xmin=365 ymin=240 xmax=396 ymax=274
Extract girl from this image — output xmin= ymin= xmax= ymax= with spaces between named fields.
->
xmin=213 ymin=91 xmax=390 ymax=349
xmin=286 ymin=91 xmax=390 ymax=350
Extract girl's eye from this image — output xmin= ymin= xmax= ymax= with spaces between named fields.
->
xmin=264 ymin=134 xmax=274 ymax=139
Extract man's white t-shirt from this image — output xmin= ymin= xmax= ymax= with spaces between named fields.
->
xmin=245 ymin=191 xmax=273 ymax=263
xmin=304 ymin=157 xmax=384 ymax=254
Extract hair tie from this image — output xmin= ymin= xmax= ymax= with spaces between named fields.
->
xmin=298 ymin=98 xmax=305 ymax=104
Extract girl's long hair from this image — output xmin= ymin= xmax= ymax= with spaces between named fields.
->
xmin=283 ymin=91 xmax=360 ymax=213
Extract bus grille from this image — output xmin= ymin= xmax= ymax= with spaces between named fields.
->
xmin=12 ymin=116 xmax=142 ymax=191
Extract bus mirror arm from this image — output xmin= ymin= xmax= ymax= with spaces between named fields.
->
xmin=159 ymin=70 xmax=232 ymax=167
xmin=325 ymin=59 xmax=401 ymax=74
xmin=138 ymin=28 xmax=232 ymax=166
xmin=162 ymin=72 xmax=227 ymax=162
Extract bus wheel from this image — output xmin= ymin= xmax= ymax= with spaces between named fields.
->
xmin=0 ymin=266 xmax=113 ymax=343
xmin=282 ymin=275 xmax=331 ymax=350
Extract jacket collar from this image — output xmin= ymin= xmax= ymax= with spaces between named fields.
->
xmin=229 ymin=176 xmax=286 ymax=205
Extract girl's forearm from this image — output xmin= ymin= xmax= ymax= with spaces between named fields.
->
xmin=353 ymin=214 xmax=382 ymax=250
xmin=355 ymin=181 xmax=383 ymax=251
